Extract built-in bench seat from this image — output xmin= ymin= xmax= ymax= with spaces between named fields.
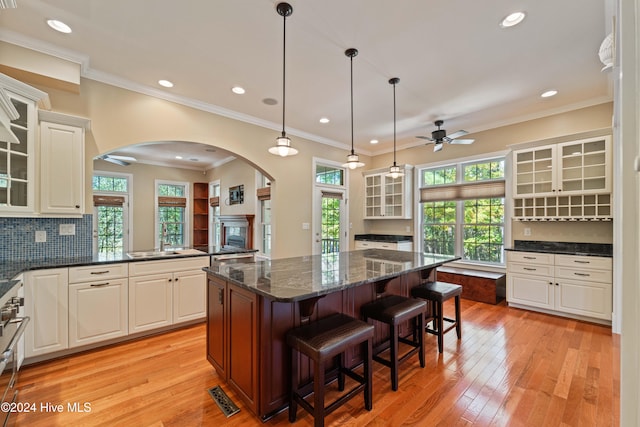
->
xmin=436 ymin=266 xmax=506 ymax=305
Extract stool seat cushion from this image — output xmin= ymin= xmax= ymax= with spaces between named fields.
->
xmin=286 ymin=313 xmax=374 ymax=359
xmin=411 ymin=281 xmax=462 ymax=303
xmin=361 ymin=295 xmax=426 ymax=325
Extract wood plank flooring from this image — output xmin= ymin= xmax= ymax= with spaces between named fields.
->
xmin=14 ymin=299 xmax=619 ymax=426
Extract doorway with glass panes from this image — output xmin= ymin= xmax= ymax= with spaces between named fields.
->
xmin=92 ymin=172 xmax=132 ymax=258
xmin=313 ymin=160 xmax=348 ymax=255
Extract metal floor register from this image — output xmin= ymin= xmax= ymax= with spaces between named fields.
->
xmin=208 ymin=385 xmax=240 ymax=417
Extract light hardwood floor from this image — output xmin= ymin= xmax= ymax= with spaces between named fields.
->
xmin=14 ymin=299 xmax=619 ymax=426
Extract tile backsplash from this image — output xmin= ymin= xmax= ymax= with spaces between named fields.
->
xmin=0 ymin=215 xmax=92 ymax=261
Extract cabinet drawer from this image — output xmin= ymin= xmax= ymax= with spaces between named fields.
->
xmin=555 ymin=266 xmax=612 ymax=284
xmin=69 ymin=263 xmax=129 ymax=283
xmin=507 ymin=251 xmax=554 ymax=265
xmin=129 ymin=256 xmax=210 ymax=276
xmin=554 ymin=255 xmax=611 ymax=271
xmin=508 ymin=262 xmax=554 ymax=277
xmin=355 ymin=241 xmax=397 ymax=250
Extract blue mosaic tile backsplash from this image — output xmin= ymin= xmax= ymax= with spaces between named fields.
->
xmin=0 ymin=215 xmax=92 ymax=261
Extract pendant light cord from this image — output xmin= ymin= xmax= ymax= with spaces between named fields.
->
xmin=350 ymin=53 xmax=354 ymax=155
xmin=281 ymin=11 xmax=287 ymax=137
xmin=392 ymin=80 xmax=397 ymax=166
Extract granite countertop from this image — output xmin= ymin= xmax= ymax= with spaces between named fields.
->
xmin=0 ymin=246 xmax=256 ymax=288
xmin=204 ymin=249 xmax=459 ymax=302
xmin=354 ymin=234 xmax=413 ymax=242
xmin=505 ymin=240 xmax=613 ymax=257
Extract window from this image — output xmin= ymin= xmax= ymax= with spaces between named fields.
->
xmin=419 ymin=157 xmax=505 ymax=265
xmin=210 ymin=181 xmax=221 ymax=247
xmin=93 ymin=172 xmax=131 ymax=258
xmin=315 ymin=165 xmax=344 ymax=186
xmin=313 ymin=160 xmax=347 ymax=255
xmin=156 ymin=181 xmax=189 ymax=248
xmin=256 ymin=174 xmax=272 ymax=256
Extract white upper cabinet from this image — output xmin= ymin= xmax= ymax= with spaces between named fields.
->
xmin=39 ymin=111 xmax=89 ymax=215
xmin=363 ymin=165 xmax=413 ymax=219
xmin=0 ymin=74 xmax=49 ymax=215
xmin=513 ymin=136 xmax=611 ymax=197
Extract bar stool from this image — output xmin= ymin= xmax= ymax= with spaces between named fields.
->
xmin=286 ymin=313 xmax=374 ymax=427
xmin=411 ymin=281 xmax=462 ymax=353
xmin=360 ymin=294 xmax=426 ymax=391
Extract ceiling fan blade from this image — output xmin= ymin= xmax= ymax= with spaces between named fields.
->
xmin=107 ymin=154 xmax=137 ymax=162
xmin=416 ymin=135 xmax=435 ymax=142
xmin=100 ymin=155 xmax=130 ymax=166
xmin=434 ymin=143 xmax=443 ymax=152
xmin=449 ymin=138 xmax=475 ymax=145
xmin=447 ymin=129 xmax=469 ymax=140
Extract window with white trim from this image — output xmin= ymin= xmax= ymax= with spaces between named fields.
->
xmin=419 ymin=157 xmax=505 ymax=265
xmin=156 ymin=181 xmax=189 ymax=248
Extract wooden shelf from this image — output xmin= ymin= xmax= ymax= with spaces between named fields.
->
xmin=193 ymin=182 xmax=209 ymax=246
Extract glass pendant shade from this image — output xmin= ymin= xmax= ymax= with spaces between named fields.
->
xmin=344 ymin=153 xmax=365 ymax=169
xmin=269 ymin=133 xmax=298 ymax=157
xmin=387 ymin=164 xmax=403 ymax=178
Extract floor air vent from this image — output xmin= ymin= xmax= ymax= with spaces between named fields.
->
xmin=208 ymin=385 xmax=240 ymax=417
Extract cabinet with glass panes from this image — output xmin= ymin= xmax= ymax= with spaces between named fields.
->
xmin=363 ymin=165 xmax=413 ymax=219
xmin=512 ymin=136 xmax=611 ymax=197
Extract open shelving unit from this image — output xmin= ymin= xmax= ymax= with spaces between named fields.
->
xmin=193 ymin=182 xmax=209 ymax=247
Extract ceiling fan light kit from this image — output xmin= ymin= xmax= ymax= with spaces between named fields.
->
xmin=386 ymin=77 xmax=404 ymax=178
xmin=342 ymin=48 xmax=365 ymax=170
xmin=268 ymin=2 xmax=298 ymax=157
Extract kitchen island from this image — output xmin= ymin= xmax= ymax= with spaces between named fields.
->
xmin=204 ymin=249 xmax=458 ymax=420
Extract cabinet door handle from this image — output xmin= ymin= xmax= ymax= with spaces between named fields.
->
xmin=574 ymin=273 xmax=590 ymax=277
xmin=523 ymin=267 xmax=537 ymax=271
xmin=90 ymin=282 xmax=110 ymax=287
xmin=90 ymin=270 xmax=110 ymax=275
xmin=218 ymin=289 xmax=224 ymax=305
xmin=573 ymin=260 xmax=590 ymax=264
xmin=523 ymin=256 xmax=537 ymax=260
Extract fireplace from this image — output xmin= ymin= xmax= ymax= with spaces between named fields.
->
xmin=219 ymin=215 xmax=254 ymax=250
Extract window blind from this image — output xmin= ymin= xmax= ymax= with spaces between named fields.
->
xmin=420 ymin=180 xmax=505 ymax=202
xmin=321 ymin=190 xmax=343 ymax=199
xmin=209 ymin=196 xmax=220 ymax=207
xmin=93 ymin=195 xmax=125 ymax=207
xmin=158 ymin=196 xmax=187 ymax=208
xmin=256 ymin=187 xmax=270 ymax=201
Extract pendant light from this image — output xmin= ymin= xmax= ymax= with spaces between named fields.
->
xmin=342 ymin=48 xmax=365 ymax=169
xmin=268 ymin=2 xmax=298 ymax=157
xmin=386 ymin=77 xmax=404 ymax=178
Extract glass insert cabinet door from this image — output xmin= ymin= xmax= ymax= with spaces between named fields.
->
xmin=0 ymin=94 xmax=34 ymax=211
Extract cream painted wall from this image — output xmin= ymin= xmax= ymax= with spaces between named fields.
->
xmin=94 ymin=159 xmax=210 ymax=250
xmin=208 ymin=159 xmax=257 ymax=216
xmin=37 ymin=78 xmax=368 ymax=258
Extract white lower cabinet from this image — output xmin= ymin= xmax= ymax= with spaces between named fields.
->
xmin=128 ymin=273 xmax=173 ymax=333
xmin=507 ymin=251 xmax=612 ymax=322
xmin=24 ymin=268 xmax=69 ymax=358
xmin=129 ymin=257 xmax=209 ymax=333
xmin=69 ymin=278 xmax=128 ymax=347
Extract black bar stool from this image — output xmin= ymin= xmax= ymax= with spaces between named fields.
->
xmin=361 ymin=294 xmax=426 ymax=391
xmin=411 ymin=281 xmax=462 ymax=353
xmin=286 ymin=313 xmax=374 ymax=427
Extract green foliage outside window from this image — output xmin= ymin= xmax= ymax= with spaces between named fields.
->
xmin=421 ymin=158 xmax=505 ymax=264
xmin=321 ymin=197 xmax=341 ymax=253
xmin=316 ymin=166 xmax=344 ymax=185
xmin=93 ymin=175 xmax=128 ymax=192
xmin=158 ymin=184 xmax=186 ymax=247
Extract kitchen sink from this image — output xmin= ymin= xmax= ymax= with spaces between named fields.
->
xmin=126 ymin=248 xmax=205 ymax=259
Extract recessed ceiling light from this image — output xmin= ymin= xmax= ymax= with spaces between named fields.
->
xmin=500 ymin=12 xmax=526 ymax=28
xmin=175 ymin=155 xmax=183 ymax=160
xmin=47 ymin=19 xmax=72 ymax=34
xmin=319 ymin=117 xmax=330 ymax=124
xmin=232 ymin=86 xmax=245 ymax=95
xmin=370 ymin=139 xmax=379 ymax=144
xmin=541 ymin=89 xmax=558 ymax=98
xmin=158 ymin=79 xmax=174 ymax=88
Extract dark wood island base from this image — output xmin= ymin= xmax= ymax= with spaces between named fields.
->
xmin=204 ymin=250 xmax=459 ymax=420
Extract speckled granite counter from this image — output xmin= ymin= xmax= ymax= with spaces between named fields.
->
xmin=354 ymin=234 xmax=413 ymax=243
xmin=0 ymin=246 xmax=256 ymax=299
xmin=505 ymin=240 xmax=612 ymax=257
xmin=205 ymin=249 xmax=458 ymax=302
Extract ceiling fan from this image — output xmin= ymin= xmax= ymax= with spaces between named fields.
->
xmin=416 ymin=120 xmax=475 ymax=152
xmin=98 ymin=154 xmax=137 ymax=166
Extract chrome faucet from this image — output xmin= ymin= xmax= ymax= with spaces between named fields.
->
xmin=160 ymin=223 xmax=170 ymax=251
